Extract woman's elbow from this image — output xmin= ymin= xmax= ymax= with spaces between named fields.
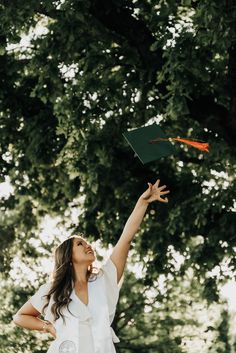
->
xmin=12 ymin=313 xmax=21 ymax=327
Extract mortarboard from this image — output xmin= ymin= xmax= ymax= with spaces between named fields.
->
xmin=123 ymin=123 xmax=209 ymax=164
xmin=123 ymin=124 xmax=176 ymax=164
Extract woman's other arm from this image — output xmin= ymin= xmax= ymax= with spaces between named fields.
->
xmin=13 ymin=301 xmax=56 ymax=338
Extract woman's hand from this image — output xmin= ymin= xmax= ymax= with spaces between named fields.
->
xmin=140 ymin=179 xmax=170 ymax=204
xmin=46 ymin=322 xmax=57 ymax=339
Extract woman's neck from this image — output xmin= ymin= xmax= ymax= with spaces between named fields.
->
xmin=73 ymin=264 xmax=88 ymax=286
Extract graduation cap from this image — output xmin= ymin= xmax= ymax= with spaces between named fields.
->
xmin=123 ymin=123 xmax=209 ymax=164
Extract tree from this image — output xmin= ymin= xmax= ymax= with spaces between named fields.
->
xmin=208 ymin=308 xmax=232 ymax=353
xmin=0 ymin=0 xmax=236 ymax=350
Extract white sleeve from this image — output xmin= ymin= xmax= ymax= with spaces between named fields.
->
xmin=29 ymin=283 xmax=51 ymax=314
xmin=102 ymin=258 xmax=120 ymax=318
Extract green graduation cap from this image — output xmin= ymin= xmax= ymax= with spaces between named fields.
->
xmin=123 ymin=124 xmax=176 ymax=164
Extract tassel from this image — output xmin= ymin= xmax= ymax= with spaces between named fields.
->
xmin=150 ymin=137 xmax=209 ymax=152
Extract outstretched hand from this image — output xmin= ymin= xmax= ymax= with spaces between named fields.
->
xmin=140 ymin=179 xmax=170 ymax=204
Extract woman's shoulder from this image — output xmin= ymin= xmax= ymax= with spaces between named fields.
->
xmin=38 ymin=280 xmax=53 ymax=289
xmin=33 ymin=281 xmax=53 ymax=296
xmin=30 ymin=281 xmax=53 ymax=313
xmin=101 ymin=257 xmax=117 ymax=276
xmin=89 ymin=258 xmax=120 ymax=287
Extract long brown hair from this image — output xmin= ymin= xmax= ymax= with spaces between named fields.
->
xmin=42 ymin=235 xmax=99 ymax=322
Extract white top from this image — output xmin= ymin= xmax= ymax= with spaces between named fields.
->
xmin=30 ymin=258 xmax=120 ymax=353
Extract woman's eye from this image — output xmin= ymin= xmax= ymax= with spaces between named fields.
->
xmin=77 ymin=242 xmax=83 ymax=246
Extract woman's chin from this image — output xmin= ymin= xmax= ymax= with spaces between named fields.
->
xmin=86 ymin=252 xmax=95 ymax=258
xmin=87 ymin=254 xmax=96 ymax=261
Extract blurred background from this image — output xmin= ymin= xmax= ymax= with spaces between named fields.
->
xmin=0 ymin=0 xmax=236 ymax=352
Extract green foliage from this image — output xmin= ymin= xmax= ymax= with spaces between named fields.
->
xmin=1 ymin=0 xmax=236 ymax=352
xmin=208 ymin=309 xmax=232 ymax=353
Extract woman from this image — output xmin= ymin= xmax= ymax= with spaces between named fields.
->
xmin=13 ymin=179 xmax=170 ymax=353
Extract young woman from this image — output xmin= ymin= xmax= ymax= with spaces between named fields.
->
xmin=13 ymin=179 xmax=170 ymax=353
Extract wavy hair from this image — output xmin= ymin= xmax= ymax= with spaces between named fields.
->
xmin=42 ymin=235 xmax=99 ymax=322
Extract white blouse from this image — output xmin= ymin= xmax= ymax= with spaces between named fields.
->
xmin=30 ymin=258 xmax=120 ymax=353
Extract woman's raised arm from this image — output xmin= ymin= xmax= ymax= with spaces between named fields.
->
xmin=110 ymin=179 xmax=170 ymax=283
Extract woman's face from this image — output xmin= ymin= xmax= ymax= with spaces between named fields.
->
xmin=71 ymin=236 xmax=96 ymax=265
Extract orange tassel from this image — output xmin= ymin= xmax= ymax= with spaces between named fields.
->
xmin=150 ymin=137 xmax=209 ymax=152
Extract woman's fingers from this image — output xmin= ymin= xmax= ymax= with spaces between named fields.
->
xmin=158 ymin=184 xmax=167 ymax=191
xmin=159 ymin=197 xmax=168 ymax=203
xmin=154 ymin=180 xmax=170 ymax=192
xmin=160 ymin=190 xmax=170 ymax=195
